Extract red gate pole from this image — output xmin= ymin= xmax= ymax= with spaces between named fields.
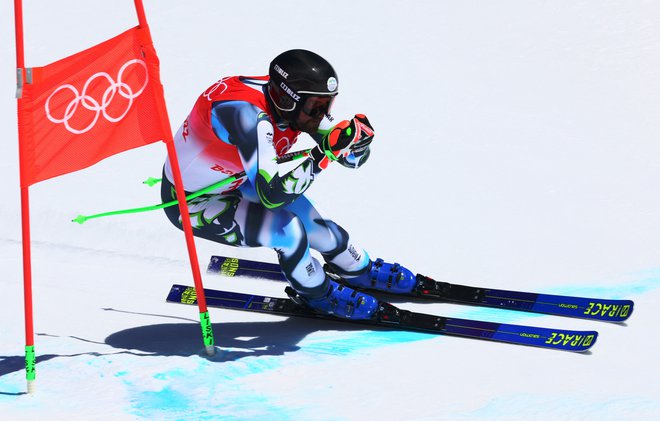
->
xmin=14 ymin=0 xmax=37 ymax=394
xmin=133 ymin=0 xmax=215 ymax=355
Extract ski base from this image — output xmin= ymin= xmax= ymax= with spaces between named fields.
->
xmin=207 ymin=255 xmax=634 ymax=322
xmin=167 ymin=284 xmax=598 ymax=352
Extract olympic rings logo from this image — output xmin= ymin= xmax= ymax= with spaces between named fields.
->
xmin=45 ymin=59 xmax=149 ymax=134
xmin=274 ymin=136 xmax=294 ymax=155
xmin=203 ymin=77 xmax=229 ymax=101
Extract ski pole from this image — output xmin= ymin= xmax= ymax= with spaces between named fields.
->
xmin=72 ymin=148 xmax=312 ymax=224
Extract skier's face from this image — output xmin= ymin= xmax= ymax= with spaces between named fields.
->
xmin=296 ymin=96 xmax=334 ymax=134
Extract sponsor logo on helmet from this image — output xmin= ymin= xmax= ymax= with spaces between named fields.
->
xmin=327 ymin=77 xmax=338 ymax=92
xmin=274 ymin=64 xmax=289 ymax=79
xmin=280 ymin=82 xmax=301 ymax=102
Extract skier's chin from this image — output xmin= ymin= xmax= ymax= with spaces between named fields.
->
xmin=296 ymin=117 xmax=321 ymax=135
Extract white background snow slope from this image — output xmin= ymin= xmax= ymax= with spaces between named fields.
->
xmin=1 ymin=1 xmax=659 ymax=420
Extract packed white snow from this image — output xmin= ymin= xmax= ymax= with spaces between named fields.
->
xmin=1 ymin=1 xmax=659 ymax=420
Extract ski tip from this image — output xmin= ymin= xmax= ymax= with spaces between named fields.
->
xmin=608 ymin=300 xmax=634 ymax=323
xmin=548 ymin=330 xmax=598 ymax=353
xmin=622 ymin=300 xmax=634 ymax=321
xmin=587 ymin=299 xmax=635 ymax=323
xmin=577 ymin=331 xmax=598 ymax=353
xmin=528 ymin=329 xmax=599 ymax=353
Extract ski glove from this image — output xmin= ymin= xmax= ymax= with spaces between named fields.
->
xmin=310 ymin=114 xmax=375 ymax=172
xmin=346 ymin=114 xmax=374 ymax=156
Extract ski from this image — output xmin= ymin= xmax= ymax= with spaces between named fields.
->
xmin=207 ymin=255 xmax=634 ymax=322
xmin=166 ymin=284 xmax=598 ymax=352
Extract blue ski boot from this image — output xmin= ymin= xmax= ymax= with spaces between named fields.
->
xmin=296 ymin=277 xmax=379 ymax=320
xmin=341 ymin=258 xmax=417 ymax=294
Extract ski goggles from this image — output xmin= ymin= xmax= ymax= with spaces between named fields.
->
xmin=301 ymin=95 xmax=335 ymax=119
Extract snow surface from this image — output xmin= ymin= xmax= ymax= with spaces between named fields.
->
xmin=1 ymin=0 xmax=660 ymax=419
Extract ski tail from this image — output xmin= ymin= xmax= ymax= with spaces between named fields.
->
xmin=207 ymin=255 xmax=283 ymax=281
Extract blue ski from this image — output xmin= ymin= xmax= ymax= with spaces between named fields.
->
xmin=166 ymin=284 xmax=598 ymax=352
xmin=207 ymin=255 xmax=634 ymax=322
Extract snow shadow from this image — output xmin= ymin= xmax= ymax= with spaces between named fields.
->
xmin=0 ymin=317 xmax=369 ymax=385
xmin=104 ymin=317 xmax=369 ymax=362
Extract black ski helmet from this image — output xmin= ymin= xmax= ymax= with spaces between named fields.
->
xmin=268 ymin=49 xmax=339 ymax=124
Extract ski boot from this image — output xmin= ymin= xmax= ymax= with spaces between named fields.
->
xmin=339 ymin=258 xmax=417 ymax=294
xmin=294 ymin=277 xmax=379 ymax=320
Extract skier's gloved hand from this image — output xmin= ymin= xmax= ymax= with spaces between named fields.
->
xmin=347 ymin=114 xmax=374 ymax=156
xmin=310 ymin=114 xmax=375 ymax=173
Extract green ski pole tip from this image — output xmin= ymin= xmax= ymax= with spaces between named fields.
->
xmin=72 ymin=215 xmax=88 ymax=224
xmin=142 ymin=177 xmax=162 ymax=187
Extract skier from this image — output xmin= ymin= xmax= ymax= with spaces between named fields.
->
xmin=162 ymin=49 xmax=417 ymax=320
